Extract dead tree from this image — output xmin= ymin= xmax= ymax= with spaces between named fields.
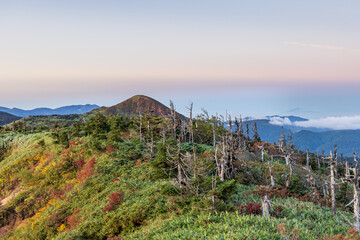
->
xmin=188 ymin=103 xmax=194 ymax=143
xmin=302 ymin=166 xmax=319 ymax=195
xmin=343 ymin=151 xmax=360 ymax=231
xmin=278 ymin=135 xmax=295 ymax=178
xmin=268 ymin=159 xmax=275 ymax=187
xmin=246 ymin=123 xmax=250 ymax=141
xmin=177 ymin=139 xmax=183 ymax=188
xmin=212 ymin=116 xmax=217 ymax=147
xmin=316 ymin=151 xmax=321 ymax=170
xmin=262 ymin=195 xmax=271 ymax=217
xmin=345 ymin=160 xmax=350 ymax=179
xmin=170 ymin=100 xmax=177 ymax=139
xmin=252 ymin=122 xmax=259 ymax=141
xmin=330 ymin=151 xmax=336 ymax=216
xmin=306 ymin=148 xmax=310 ymax=169
xmin=334 ymin=144 xmax=338 ymax=178
xmin=219 ymin=138 xmax=226 ymax=181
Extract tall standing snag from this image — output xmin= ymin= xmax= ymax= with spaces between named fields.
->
xmin=343 ymin=151 xmax=360 ymax=232
xmin=330 ymin=151 xmax=336 ymax=216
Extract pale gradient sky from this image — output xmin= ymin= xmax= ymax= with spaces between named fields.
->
xmin=1 ymin=0 xmax=360 ymax=117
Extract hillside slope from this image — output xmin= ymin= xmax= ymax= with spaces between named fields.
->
xmin=0 ymin=112 xmax=357 ymax=239
xmin=0 ymin=112 xmax=21 ymax=126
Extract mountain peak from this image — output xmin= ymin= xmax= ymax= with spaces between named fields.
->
xmin=92 ymin=95 xmax=185 ymax=118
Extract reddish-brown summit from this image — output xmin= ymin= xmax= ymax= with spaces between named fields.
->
xmin=91 ymin=95 xmax=185 ymax=118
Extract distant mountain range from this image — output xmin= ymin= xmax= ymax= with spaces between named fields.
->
xmin=0 ymin=104 xmax=100 ymax=117
xmin=244 ymin=116 xmax=360 ymax=157
xmin=2 ymin=97 xmax=360 ymax=156
xmin=0 ymin=111 xmax=21 ymax=126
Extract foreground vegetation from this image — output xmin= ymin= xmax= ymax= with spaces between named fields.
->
xmin=0 ymin=110 xmax=359 ymax=239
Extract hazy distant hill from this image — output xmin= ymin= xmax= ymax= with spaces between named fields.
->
xmin=0 ymin=104 xmax=99 ymax=117
xmin=244 ymin=117 xmax=360 ymax=156
xmin=91 ymin=95 xmax=186 ymax=119
xmin=292 ymin=130 xmax=360 ymax=156
xmin=0 ymin=111 xmax=21 ymax=126
xmin=8 ymin=96 xmax=185 ymax=129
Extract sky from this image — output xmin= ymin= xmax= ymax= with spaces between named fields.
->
xmin=1 ymin=0 xmax=360 ymax=119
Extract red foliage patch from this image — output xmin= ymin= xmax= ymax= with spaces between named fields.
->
xmin=77 ymin=158 xmax=96 ymax=182
xmin=0 ymin=226 xmax=9 ymax=238
xmin=112 ymin=178 xmax=120 ymax=182
xmin=249 ymin=142 xmax=280 ymax=156
xmin=66 ymin=208 xmax=81 ymax=231
xmin=134 ymin=160 xmax=141 ymax=166
xmin=63 ymin=182 xmax=74 ymax=194
xmin=106 ymin=145 xmax=115 ymax=154
xmin=69 ymin=140 xmax=78 ymax=146
xmin=103 ymin=191 xmax=124 ymax=213
xmin=238 ymin=202 xmax=262 ymax=215
xmin=245 ymin=186 xmax=289 ymax=199
xmin=74 ymin=158 xmax=85 ymax=168
xmin=277 ymin=223 xmax=299 ymax=240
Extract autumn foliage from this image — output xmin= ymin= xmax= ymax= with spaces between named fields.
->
xmin=77 ymin=158 xmax=96 ymax=182
xmin=103 ymin=191 xmax=124 ymax=213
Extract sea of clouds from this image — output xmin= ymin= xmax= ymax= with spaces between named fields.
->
xmin=269 ymin=116 xmax=360 ymax=130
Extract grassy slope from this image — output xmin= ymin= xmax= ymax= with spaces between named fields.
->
xmin=0 ymin=132 xmax=356 ymax=239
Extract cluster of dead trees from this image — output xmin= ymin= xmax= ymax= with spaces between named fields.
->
xmin=271 ymin=137 xmax=360 ymax=231
xmin=136 ymin=101 xmax=360 ymax=230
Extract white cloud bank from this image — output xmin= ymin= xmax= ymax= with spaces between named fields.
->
xmin=269 ymin=116 xmax=360 ymax=130
xmin=269 ymin=117 xmax=292 ymax=126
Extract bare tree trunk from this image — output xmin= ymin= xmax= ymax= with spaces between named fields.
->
xmin=268 ymin=161 xmax=275 ymax=188
xmin=306 ymin=148 xmax=309 ymax=169
xmin=330 ymin=151 xmax=336 ymax=216
xmin=188 ymin=103 xmax=194 ymax=143
xmin=285 ymin=155 xmax=290 ymax=165
xmin=214 ymin=145 xmax=221 ymax=177
xmin=261 ymin=146 xmax=264 ymax=162
xmin=286 ymin=175 xmax=291 ymax=188
xmin=344 ymin=153 xmax=360 ymax=232
xmin=316 ymin=151 xmax=321 ymax=170
xmin=345 ymin=161 xmax=350 ymax=179
xmin=303 ymin=166 xmax=318 ymax=195
xmin=353 ymin=170 xmax=359 ymax=231
xmin=177 ymin=139 xmax=183 ymax=188
xmin=246 ymin=123 xmax=250 ymax=141
xmin=170 ymin=100 xmax=177 ymax=139
xmin=334 ymin=144 xmax=338 ymax=178
xmin=162 ymin=127 xmax=166 ymax=144
xmin=262 ymin=195 xmax=271 ymax=217
xmin=212 ymin=117 xmax=217 ymax=147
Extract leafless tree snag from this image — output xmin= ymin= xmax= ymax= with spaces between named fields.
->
xmin=268 ymin=160 xmax=275 ymax=188
xmin=306 ymin=148 xmax=310 ymax=169
xmin=330 ymin=151 xmax=336 ymax=216
xmin=170 ymin=100 xmax=177 ymax=139
xmin=262 ymin=195 xmax=271 ymax=217
xmin=343 ymin=151 xmax=360 ymax=231
xmin=302 ymin=166 xmax=319 ymax=195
